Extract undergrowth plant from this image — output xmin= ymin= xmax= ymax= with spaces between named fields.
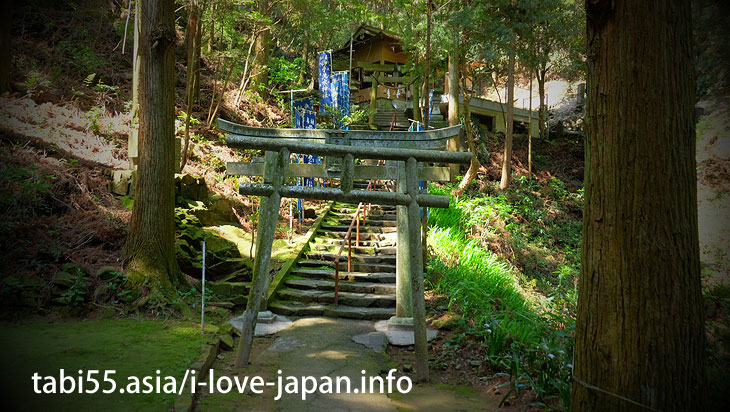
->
xmin=427 ymin=182 xmax=579 ymax=408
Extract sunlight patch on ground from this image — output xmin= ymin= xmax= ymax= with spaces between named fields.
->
xmin=0 ymin=97 xmax=127 ymax=168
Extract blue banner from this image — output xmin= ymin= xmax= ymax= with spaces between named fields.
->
xmin=293 ymin=98 xmax=318 ymax=187
xmin=318 ymin=51 xmax=333 ymax=114
xmin=331 ymin=71 xmax=350 ymax=130
xmin=294 ymin=98 xmax=316 ymax=129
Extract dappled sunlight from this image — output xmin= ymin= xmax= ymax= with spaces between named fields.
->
xmin=305 ymin=349 xmax=355 ymax=360
xmin=0 ymin=97 xmax=128 ymax=169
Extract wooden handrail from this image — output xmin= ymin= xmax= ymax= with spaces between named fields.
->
xmin=333 ymin=173 xmax=379 ymax=305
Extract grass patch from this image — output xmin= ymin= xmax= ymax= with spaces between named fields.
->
xmin=427 ymin=181 xmax=578 ymax=408
xmin=0 ymin=318 xmax=208 ymax=411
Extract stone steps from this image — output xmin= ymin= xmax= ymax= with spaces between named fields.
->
xmin=320 ymin=224 xmax=397 ymax=233
xmin=289 ymin=268 xmax=396 ymax=283
xmin=277 ymin=288 xmax=395 ymax=308
xmin=304 ymin=252 xmax=396 ymax=264
xmin=323 ymin=218 xmax=397 ymax=227
xmin=268 ymin=300 xmax=395 ymax=320
xmin=316 ymin=231 xmax=396 ymax=241
xmin=285 ymin=278 xmax=396 ymax=295
xmin=313 ymin=238 xmax=397 ymax=248
xmin=270 ymin=200 xmax=398 ymax=321
xmin=308 ymin=243 xmax=396 ymax=255
xmin=296 ymin=259 xmax=396 ymax=273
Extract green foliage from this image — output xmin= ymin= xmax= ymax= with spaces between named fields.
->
xmin=0 ymin=165 xmax=54 ymax=216
xmin=55 ymin=266 xmax=88 ymax=306
xmin=267 ymin=56 xmax=305 ymax=91
xmin=319 ymin=103 xmax=369 ymax=129
xmin=97 ymin=269 xmax=135 ymax=305
xmin=24 ymin=71 xmax=49 ymax=96
xmin=56 ymin=28 xmax=106 ymax=74
xmin=121 ymin=195 xmax=134 ymax=210
xmin=427 ymin=183 xmax=579 ymax=407
xmin=84 ymin=106 xmax=105 ymax=136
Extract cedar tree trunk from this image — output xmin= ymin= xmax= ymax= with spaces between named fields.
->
xmin=571 ymin=0 xmax=705 ymax=410
xmin=123 ymin=0 xmax=183 ymax=300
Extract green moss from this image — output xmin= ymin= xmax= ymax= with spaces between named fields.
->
xmin=0 ymin=319 xmax=208 ymax=411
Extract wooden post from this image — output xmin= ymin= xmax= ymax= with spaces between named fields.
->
xmin=395 ymin=161 xmax=413 ymax=318
xmin=368 ymin=76 xmax=379 ymax=129
xmin=234 ymin=148 xmax=288 ymax=368
xmin=406 ymin=157 xmax=428 ymax=382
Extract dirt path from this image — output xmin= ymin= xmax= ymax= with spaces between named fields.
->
xmin=199 ymin=317 xmax=499 ymax=411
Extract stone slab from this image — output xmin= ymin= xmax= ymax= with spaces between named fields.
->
xmin=266 ymin=336 xmax=307 ymax=352
xmin=228 ymin=314 xmax=294 ymax=336
xmin=374 ymin=320 xmax=438 ymax=346
xmin=352 ymin=331 xmax=387 ymax=352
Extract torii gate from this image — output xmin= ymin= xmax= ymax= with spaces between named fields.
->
xmin=219 ymin=119 xmax=472 ymax=382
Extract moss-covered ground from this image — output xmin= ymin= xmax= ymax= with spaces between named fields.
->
xmin=0 ymin=318 xmax=208 ymax=411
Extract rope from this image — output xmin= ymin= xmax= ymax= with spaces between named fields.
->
xmin=572 ymin=375 xmax=663 ymax=412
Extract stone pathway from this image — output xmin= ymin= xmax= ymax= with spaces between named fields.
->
xmin=201 ymin=317 xmax=498 ymax=412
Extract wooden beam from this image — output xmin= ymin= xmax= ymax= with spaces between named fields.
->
xmin=227 ymin=162 xmax=452 ymax=182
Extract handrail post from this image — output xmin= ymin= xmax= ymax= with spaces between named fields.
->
xmin=356 ymin=215 xmax=360 ymax=246
xmin=334 ymin=257 xmax=340 ymax=305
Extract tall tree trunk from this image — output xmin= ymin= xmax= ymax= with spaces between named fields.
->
xmin=207 ymin=1 xmax=214 ymax=53
xmin=123 ymin=0 xmax=183 ymax=300
xmin=0 ymin=0 xmax=11 ymax=94
xmin=207 ymin=56 xmax=235 ymax=128
xmin=572 ymin=1 xmax=705 ymax=410
xmin=253 ymin=2 xmax=271 ymax=99
xmin=129 ymin=0 xmax=140 ymax=170
xmin=537 ymin=67 xmax=546 ymax=139
xmin=180 ymin=0 xmax=201 ymax=172
xmin=412 ymin=79 xmax=422 ymax=124
xmin=500 ymin=52 xmax=515 ymax=189
xmin=453 ymin=53 xmax=480 ymax=197
xmin=233 ymin=30 xmax=260 ymax=107
xmin=192 ymin=2 xmax=203 ymax=101
xmin=421 ymin=0 xmax=432 ymax=123
xmin=447 ymin=52 xmax=460 ymax=179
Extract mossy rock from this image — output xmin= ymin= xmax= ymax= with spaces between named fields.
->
xmin=218 ymin=333 xmax=234 ymax=350
xmin=209 ymin=281 xmax=232 ymax=298
xmin=208 ymin=281 xmax=248 ymax=299
xmin=176 ymin=205 xmax=250 ymax=279
xmin=207 ymin=258 xmax=250 ymax=279
xmin=218 ymin=267 xmax=252 ymax=283
xmin=218 ymin=323 xmax=234 ymax=336
xmin=175 ymin=173 xmax=209 ymax=202
xmin=432 ymin=314 xmax=463 ymax=330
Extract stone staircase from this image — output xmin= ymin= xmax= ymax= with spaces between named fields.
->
xmin=269 ymin=184 xmax=398 ymax=320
